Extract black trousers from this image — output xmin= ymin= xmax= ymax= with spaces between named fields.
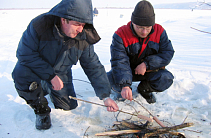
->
xmin=107 ymin=69 xmax=174 ymax=92
xmin=12 ymin=63 xmax=78 ymax=112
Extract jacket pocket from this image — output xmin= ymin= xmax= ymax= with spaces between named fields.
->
xmin=146 ymin=41 xmax=159 ymax=56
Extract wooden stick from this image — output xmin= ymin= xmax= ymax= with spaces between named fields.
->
xmin=95 ymin=123 xmax=193 ymax=137
xmin=133 ymin=99 xmax=166 ymax=127
xmin=83 ymin=126 xmax=90 ymax=138
xmin=152 ymin=116 xmax=166 ymax=127
xmin=95 ymin=130 xmax=141 ymax=136
xmin=69 ymin=96 xmax=136 ymax=115
xmin=108 ymin=91 xmax=164 ymax=126
xmin=190 ymin=27 xmax=211 ymax=34
xmin=137 ymin=115 xmax=153 ymax=122
xmin=69 ymin=96 xmax=152 ymax=121
xmin=144 ymin=123 xmax=194 ymax=137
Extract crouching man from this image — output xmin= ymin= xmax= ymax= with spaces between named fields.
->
xmin=12 ymin=0 xmax=118 ymax=130
xmin=107 ymin=0 xmax=174 ymax=104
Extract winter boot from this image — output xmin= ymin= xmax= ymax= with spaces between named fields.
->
xmin=33 ymin=100 xmax=51 ymax=130
xmin=137 ymin=81 xmax=156 ymax=104
xmin=36 ymin=113 xmax=51 ymax=130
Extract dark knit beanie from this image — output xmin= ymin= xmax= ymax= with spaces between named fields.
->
xmin=131 ymin=0 xmax=155 ymax=26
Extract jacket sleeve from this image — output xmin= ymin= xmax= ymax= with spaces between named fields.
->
xmin=79 ymin=44 xmax=111 ymax=100
xmin=144 ymin=30 xmax=174 ymax=70
xmin=16 ymin=22 xmax=55 ymax=81
xmin=110 ymin=33 xmax=133 ymax=88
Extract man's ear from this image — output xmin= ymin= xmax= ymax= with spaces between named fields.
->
xmin=61 ymin=18 xmax=66 ymax=24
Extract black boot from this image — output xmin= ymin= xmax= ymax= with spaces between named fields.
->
xmin=32 ymin=101 xmax=51 ymax=130
xmin=137 ymin=81 xmax=156 ymax=104
xmin=36 ymin=113 xmax=51 ymax=130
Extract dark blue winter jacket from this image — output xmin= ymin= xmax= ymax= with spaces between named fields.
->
xmin=110 ymin=21 xmax=174 ymax=88
xmin=15 ymin=0 xmax=110 ymax=99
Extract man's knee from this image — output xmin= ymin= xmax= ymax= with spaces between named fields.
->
xmin=160 ymin=70 xmax=174 ymax=90
xmin=148 ymin=69 xmax=174 ymax=92
xmin=12 ymin=63 xmax=40 ymax=91
xmin=16 ymin=83 xmax=51 ymax=114
xmin=50 ymin=83 xmax=78 ymax=110
xmin=52 ymin=94 xmax=78 ymax=110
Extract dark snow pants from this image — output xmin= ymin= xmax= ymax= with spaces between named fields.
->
xmin=107 ymin=69 xmax=174 ymax=93
xmin=12 ymin=63 xmax=78 ymax=113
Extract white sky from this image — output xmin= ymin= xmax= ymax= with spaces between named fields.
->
xmin=0 ymin=8 xmax=211 ymax=138
xmin=0 ymin=0 xmax=210 ymax=8
xmin=92 ymin=0 xmax=201 ymax=7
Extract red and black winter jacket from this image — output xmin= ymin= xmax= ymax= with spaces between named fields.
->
xmin=110 ymin=21 xmax=174 ymax=88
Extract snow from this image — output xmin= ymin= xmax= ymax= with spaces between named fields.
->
xmin=0 ymin=8 xmax=211 ymax=138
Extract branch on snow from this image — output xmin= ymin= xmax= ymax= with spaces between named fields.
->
xmin=190 ymin=27 xmax=211 ymax=34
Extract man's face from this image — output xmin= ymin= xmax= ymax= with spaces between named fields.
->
xmin=61 ymin=18 xmax=85 ymax=38
xmin=132 ymin=22 xmax=152 ymax=38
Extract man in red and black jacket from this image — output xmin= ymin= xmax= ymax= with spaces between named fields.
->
xmin=107 ymin=0 xmax=174 ymax=104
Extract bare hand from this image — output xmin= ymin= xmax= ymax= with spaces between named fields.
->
xmin=134 ymin=62 xmax=147 ymax=75
xmin=121 ymin=86 xmax=133 ymax=101
xmin=104 ymin=98 xmax=119 ymax=112
xmin=51 ymin=75 xmax=64 ymax=90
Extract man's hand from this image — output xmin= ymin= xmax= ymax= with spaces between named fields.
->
xmin=103 ymin=98 xmax=119 ymax=112
xmin=121 ymin=86 xmax=133 ymax=101
xmin=134 ymin=62 xmax=147 ymax=75
xmin=51 ymin=75 xmax=64 ymax=90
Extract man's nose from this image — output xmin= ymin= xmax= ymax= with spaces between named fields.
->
xmin=77 ymin=26 xmax=84 ymax=33
xmin=142 ymin=28 xmax=148 ymax=34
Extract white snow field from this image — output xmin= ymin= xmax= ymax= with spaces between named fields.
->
xmin=0 ymin=8 xmax=211 ymax=138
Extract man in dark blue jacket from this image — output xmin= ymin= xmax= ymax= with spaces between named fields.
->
xmin=12 ymin=0 xmax=118 ymax=130
xmin=107 ymin=0 xmax=174 ymax=104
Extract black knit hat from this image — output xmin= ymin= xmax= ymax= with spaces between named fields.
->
xmin=131 ymin=0 xmax=155 ymax=26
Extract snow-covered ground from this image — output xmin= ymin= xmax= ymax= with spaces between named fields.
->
xmin=0 ymin=8 xmax=211 ymax=138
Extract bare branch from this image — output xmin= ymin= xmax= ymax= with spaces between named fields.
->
xmin=83 ymin=126 xmax=90 ymax=138
xmin=191 ymin=27 xmax=211 ymax=34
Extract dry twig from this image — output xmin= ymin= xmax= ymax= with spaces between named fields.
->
xmin=133 ymin=99 xmax=166 ymax=127
xmin=69 ymin=96 xmax=153 ymax=122
xmin=95 ymin=122 xmax=193 ymax=137
xmin=83 ymin=126 xmax=90 ymax=138
xmin=190 ymin=27 xmax=211 ymax=34
xmin=143 ymin=122 xmax=194 ymax=137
